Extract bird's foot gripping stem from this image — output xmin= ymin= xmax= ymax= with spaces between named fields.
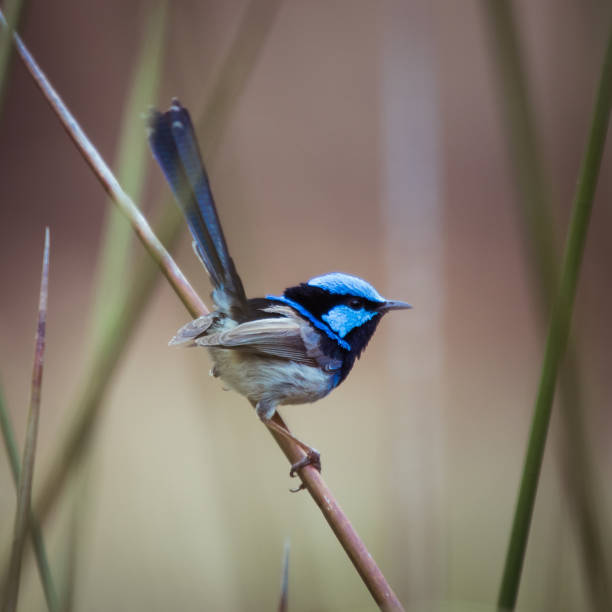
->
xmin=255 ymin=401 xmax=322 ymax=492
xmin=288 ymin=449 xmax=321 ymax=492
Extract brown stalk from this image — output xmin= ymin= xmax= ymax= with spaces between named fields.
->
xmin=0 ymin=10 xmax=404 ymax=611
xmin=2 ymin=229 xmax=50 ymax=612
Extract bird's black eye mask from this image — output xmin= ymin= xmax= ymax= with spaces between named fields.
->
xmin=283 ymin=284 xmax=381 ymax=320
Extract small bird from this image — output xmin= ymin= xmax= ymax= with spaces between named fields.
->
xmin=148 ymin=99 xmax=411 ymax=486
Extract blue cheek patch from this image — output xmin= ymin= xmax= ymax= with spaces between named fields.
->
xmin=322 ymin=305 xmax=378 ymax=338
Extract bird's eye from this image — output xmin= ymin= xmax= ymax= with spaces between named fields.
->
xmin=347 ymin=298 xmax=362 ymax=310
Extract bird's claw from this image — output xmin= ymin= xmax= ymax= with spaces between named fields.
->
xmin=289 ymin=449 xmax=321 ymax=492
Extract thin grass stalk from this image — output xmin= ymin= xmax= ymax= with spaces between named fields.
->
xmin=277 ymin=538 xmax=290 ymax=612
xmin=498 ymin=25 xmax=612 ymax=610
xmin=0 ymin=8 xmax=405 ymax=610
xmin=2 ymin=228 xmax=50 ymax=612
xmin=480 ymin=0 xmax=556 ymax=295
xmin=0 ymin=0 xmax=26 ymax=115
xmin=555 ymin=357 xmax=612 ymax=608
xmin=0 ymin=10 xmax=205 ymax=317
xmin=59 ymin=5 xmax=168 ymax=604
xmin=194 ymin=0 xmax=284 ymax=156
xmin=61 ymin=502 xmax=77 ymax=612
xmin=482 ymin=3 xmax=612 ymax=609
xmin=0 ymin=389 xmax=59 ymax=612
xmin=0 ymin=211 xmax=182 ymax=589
xmin=0 ymin=11 xmax=206 ymax=312
xmin=90 ymin=0 xmax=168 ymax=344
xmin=33 ymin=228 xmax=176 ymax=522
xmin=60 ymin=453 xmax=96 ymax=612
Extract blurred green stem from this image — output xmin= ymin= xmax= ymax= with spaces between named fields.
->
xmin=483 ymin=2 xmax=612 ymax=609
xmin=90 ymin=0 xmax=167 ymax=344
xmin=497 ymin=23 xmax=612 ymax=610
xmin=61 ymin=5 xmax=167 ymax=606
xmin=0 ymin=388 xmax=59 ymax=612
xmin=482 ymin=1 xmax=557 ymax=297
xmin=3 ymin=229 xmax=51 ymax=612
xmin=0 ymin=0 xmax=26 ymax=116
xmin=34 ymin=204 xmax=185 ymax=523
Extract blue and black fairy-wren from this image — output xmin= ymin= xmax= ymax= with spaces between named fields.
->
xmin=148 ymin=99 xmax=411 ymax=485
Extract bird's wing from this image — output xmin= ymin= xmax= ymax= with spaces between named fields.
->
xmin=169 ymin=314 xmax=217 ymax=346
xmin=195 ymin=317 xmax=336 ymax=368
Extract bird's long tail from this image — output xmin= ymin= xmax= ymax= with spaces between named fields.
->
xmin=148 ymin=99 xmax=247 ymax=318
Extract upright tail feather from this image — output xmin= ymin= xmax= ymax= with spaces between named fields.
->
xmin=148 ymin=99 xmax=248 ymax=318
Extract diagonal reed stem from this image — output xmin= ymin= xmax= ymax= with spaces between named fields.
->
xmin=0 ymin=8 xmax=404 ymax=610
xmin=0 ymin=11 xmax=205 ymax=317
xmin=497 ymin=23 xmax=612 ymax=610
xmin=2 ymin=229 xmax=50 ymax=612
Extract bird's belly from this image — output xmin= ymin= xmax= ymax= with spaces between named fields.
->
xmin=208 ymin=347 xmax=336 ymax=406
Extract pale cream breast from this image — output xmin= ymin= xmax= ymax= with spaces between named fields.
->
xmin=207 ymin=346 xmax=335 ymax=406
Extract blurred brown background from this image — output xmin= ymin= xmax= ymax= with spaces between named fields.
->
xmin=1 ymin=1 xmax=611 ymax=610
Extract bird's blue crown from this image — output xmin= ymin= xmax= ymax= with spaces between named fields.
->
xmin=307 ymin=273 xmax=386 ymax=303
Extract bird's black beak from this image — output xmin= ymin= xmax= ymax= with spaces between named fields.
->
xmin=379 ymin=300 xmax=412 ymax=312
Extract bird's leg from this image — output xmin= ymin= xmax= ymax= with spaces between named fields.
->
xmin=255 ymin=401 xmax=321 ymax=491
xmin=264 ymin=418 xmax=322 ymax=474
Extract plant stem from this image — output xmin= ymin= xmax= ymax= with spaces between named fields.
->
xmin=90 ymin=0 xmax=168 ymax=344
xmin=0 ymin=0 xmax=26 ymax=116
xmin=498 ymin=24 xmax=612 ymax=610
xmin=60 ymin=4 xmax=168 ymax=605
xmin=0 ymin=388 xmax=59 ymax=612
xmin=0 ymin=6 xmax=404 ymax=610
xmin=483 ymin=2 xmax=612 ymax=609
xmin=3 ymin=229 xmax=50 ymax=612
xmin=0 ymin=11 xmax=206 ymax=317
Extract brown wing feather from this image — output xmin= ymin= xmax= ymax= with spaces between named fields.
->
xmin=168 ymin=314 xmax=217 ymax=346
xmin=194 ymin=318 xmax=318 ymax=365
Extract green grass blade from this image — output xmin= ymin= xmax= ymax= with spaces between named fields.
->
xmin=196 ymin=0 xmax=284 ymax=157
xmin=498 ymin=25 xmax=612 ymax=610
xmin=0 ymin=0 xmax=26 ymax=116
xmin=483 ymin=3 xmax=612 ymax=608
xmin=0 ymin=388 xmax=60 ymax=612
xmin=2 ymin=228 xmax=51 ymax=612
xmin=90 ymin=0 xmax=168 ymax=344
xmin=0 ymin=388 xmax=21 ymax=483
xmin=481 ymin=1 xmax=557 ymax=297
xmin=59 ymin=6 xmax=168 ymax=604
